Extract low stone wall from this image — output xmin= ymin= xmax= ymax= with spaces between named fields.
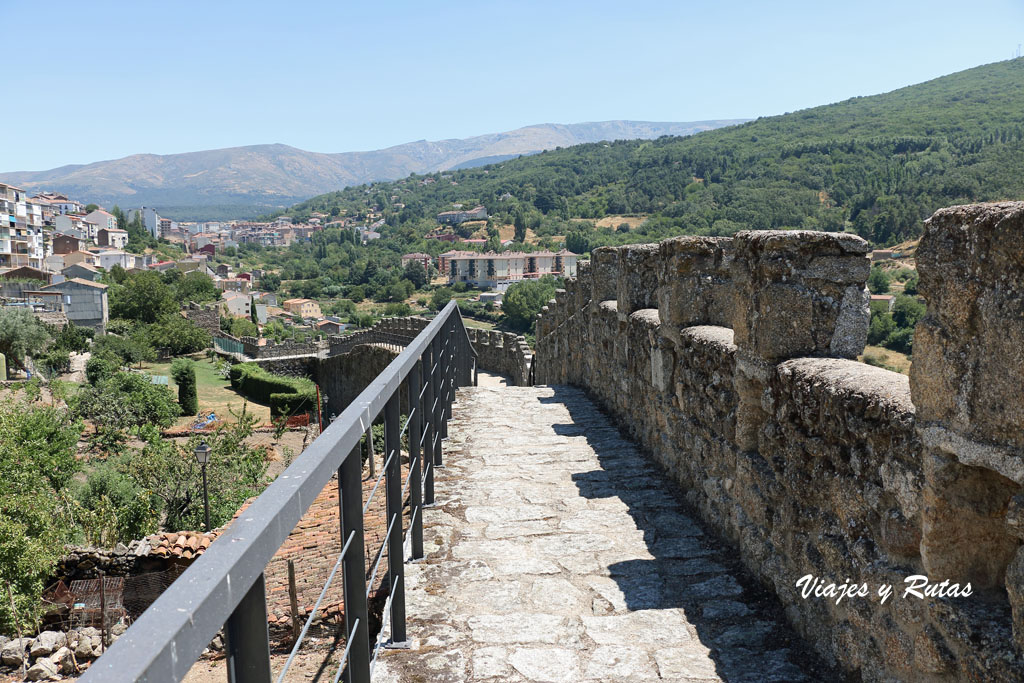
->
xmin=240 ymin=336 xmax=324 ymax=359
xmin=464 ymin=328 xmax=532 ymax=385
xmin=535 ymin=203 xmax=1024 ymax=681
xmin=254 ymin=355 xmax=319 ymax=379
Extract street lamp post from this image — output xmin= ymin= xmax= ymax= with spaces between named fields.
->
xmin=194 ymin=441 xmax=212 ymax=532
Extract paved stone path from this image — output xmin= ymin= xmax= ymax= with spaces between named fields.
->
xmin=376 ymin=384 xmax=829 ymax=682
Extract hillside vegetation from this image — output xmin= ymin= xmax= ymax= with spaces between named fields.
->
xmin=0 ymin=121 xmax=742 ymax=220
xmin=285 ymin=59 xmax=1024 ymax=248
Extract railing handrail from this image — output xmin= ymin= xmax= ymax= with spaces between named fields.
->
xmin=82 ymin=301 xmax=472 ymax=682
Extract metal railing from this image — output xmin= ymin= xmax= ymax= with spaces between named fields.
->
xmin=81 ymin=301 xmax=477 ymax=682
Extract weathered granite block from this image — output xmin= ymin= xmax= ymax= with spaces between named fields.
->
xmin=591 ymin=247 xmax=620 ymax=303
xmin=657 ymin=236 xmax=734 ymax=335
xmin=731 ymin=230 xmax=870 ymax=450
xmin=731 ymin=230 xmax=870 ymax=360
xmin=576 ymin=261 xmax=593 ymax=309
xmin=617 ymin=244 xmax=661 ymax=316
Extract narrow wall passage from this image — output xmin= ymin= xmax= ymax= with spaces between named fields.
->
xmin=375 ymin=382 xmax=834 ymax=682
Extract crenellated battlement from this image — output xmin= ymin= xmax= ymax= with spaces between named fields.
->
xmin=535 ymin=202 xmax=1024 ymax=680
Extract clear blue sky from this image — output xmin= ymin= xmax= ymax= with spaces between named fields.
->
xmin=5 ymin=0 xmax=1023 ymax=171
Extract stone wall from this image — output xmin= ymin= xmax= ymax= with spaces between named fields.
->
xmin=182 ymin=303 xmax=220 ymax=336
xmin=240 ymin=336 xmax=325 ymax=359
xmin=534 ymin=203 xmax=1024 ymax=681
xmin=316 ymin=344 xmax=402 ymax=418
xmin=327 ymin=315 xmax=533 ymax=385
xmin=465 ymin=328 xmax=532 ymax=385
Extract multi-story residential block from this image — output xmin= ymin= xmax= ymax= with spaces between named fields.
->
xmin=447 ymin=249 xmax=579 ymax=290
xmin=53 ymin=232 xmax=87 ymax=255
xmin=55 ymin=214 xmax=98 ymax=241
xmin=31 ymin=192 xmax=83 ymax=216
xmin=438 ymin=249 xmax=473 ymax=275
xmin=401 ymin=252 xmax=432 ymax=272
xmin=282 ymin=298 xmax=322 ymax=318
xmin=1 ymin=183 xmax=46 ymax=269
xmin=216 ymin=277 xmax=250 ymax=294
xmin=126 ymin=207 xmax=161 ymax=238
xmin=437 ymin=205 xmax=488 ymax=224
xmin=63 ymin=250 xmax=97 ymax=268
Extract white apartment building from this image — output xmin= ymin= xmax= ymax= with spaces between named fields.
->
xmin=1 ymin=183 xmax=46 ymax=269
xmin=126 ymin=207 xmax=161 ymax=238
xmin=448 ymin=249 xmax=579 ymax=291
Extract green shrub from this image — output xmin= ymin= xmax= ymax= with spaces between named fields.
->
xmin=269 ymin=390 xmax=315 ymax=417
xmin=867 ymin=267 xmax=891 ymax=294
xmin=884 ymin=328 xmax=914 ymax=354
xmin=171 ymin=358 xmax=199 ymax=415
xmin=229 ymin=363 xmax=316 ymax=417
xmin=40 ymin=349 xmax=71 ymax=374
xmin=85 ymin=351 xmax=120 ymax=385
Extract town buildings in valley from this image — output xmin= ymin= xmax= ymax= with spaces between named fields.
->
xmin=282 ymin=298 xmax=322 ymax=319
xmin=446 ymin=249 xmax=579 ymax=290
xmin=437 ymin=205 xmax=488 ymax=224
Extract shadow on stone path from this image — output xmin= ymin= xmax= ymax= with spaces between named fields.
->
xmin=374 ymin=384 xmax=838 ymax=682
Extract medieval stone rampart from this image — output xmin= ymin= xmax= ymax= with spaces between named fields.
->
xmin=327 ymin=316 xmax=532 ymax=385
xmin=534 ymin=202 xmax=1024 ymax=680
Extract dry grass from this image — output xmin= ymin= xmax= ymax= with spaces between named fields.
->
xmin=592 ymin=215 xmax=648 ymax=230
xmin=859 ymin=345 xmax=912 ymax=375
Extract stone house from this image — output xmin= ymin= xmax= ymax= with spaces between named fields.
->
xmin=41 ymin=278 xmax=108 ymax=331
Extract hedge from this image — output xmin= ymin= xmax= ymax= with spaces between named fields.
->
xmin=229 ymin=363 xmax=316 ymax=418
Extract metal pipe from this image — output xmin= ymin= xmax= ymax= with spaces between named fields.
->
xmin=225 ymin=574 xmax=272 ymax=683
xmin=339 ymin=445 xmax=370 ymax=683
xmin=408 ymin=358 xmax=424 ymax=559
xmin=384 ymin=392 xmax=406 ymax=645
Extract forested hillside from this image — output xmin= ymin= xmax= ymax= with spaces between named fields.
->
xmin=283 ymin=59 xmax=1024 ymax=249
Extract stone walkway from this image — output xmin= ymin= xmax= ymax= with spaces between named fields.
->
xmin=375 ymin=384 xmax=829 ymax=682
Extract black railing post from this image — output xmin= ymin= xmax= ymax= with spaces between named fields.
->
xmin=432 ymin=330 xmax=444 ymax=466
xmin=384 ymin=392 xmax=407 ymax=645
xmin=423 ymin=342 xmax=436 ymax=504
xmin=340 ymin=444 xmax=370 ymax=683
xmin=224 ymin=574 xmax=272 ymax=683
xmin=441 ymin=318 xmax=452 ymax=438
xmin=408 ymin=358 xmax=424 ymax=559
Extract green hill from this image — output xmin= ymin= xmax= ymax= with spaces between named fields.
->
xmin=284 ymin=58 xmax=1024 ymax=248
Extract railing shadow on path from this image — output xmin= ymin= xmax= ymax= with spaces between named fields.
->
xmin=539 ymin=388 xmax=845 ymax=683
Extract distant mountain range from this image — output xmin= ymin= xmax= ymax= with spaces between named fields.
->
xmin=0 ymin=120 xmax=746 ymax=220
